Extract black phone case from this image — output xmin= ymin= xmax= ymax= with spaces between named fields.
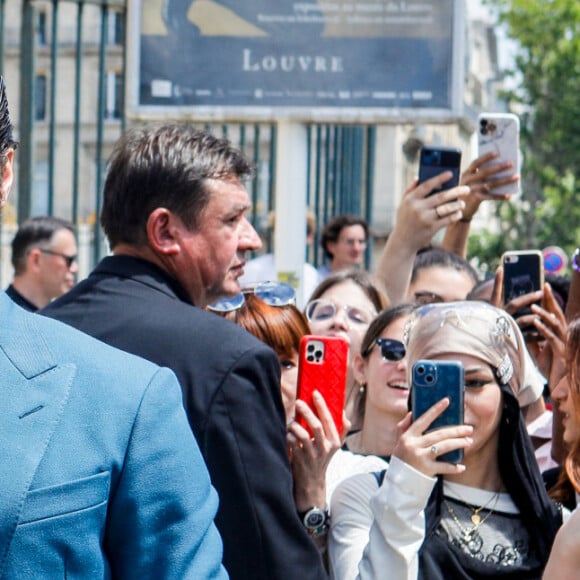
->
xmin=418 ymin=146 xmax=462 ymax=195
xmin=411 ymin=360 xmax=465 ymax=464
xmin=502 ymin=251 xmax=544 ymax=338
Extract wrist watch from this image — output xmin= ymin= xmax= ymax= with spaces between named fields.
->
xmin=298 ymin=506 xmax=329 ymax=536
xmin=572 ymin=248 xmax=580 ymax=273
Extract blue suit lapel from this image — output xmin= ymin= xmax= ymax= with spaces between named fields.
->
xmin=0 ymin=295 xmax=76 ymax=568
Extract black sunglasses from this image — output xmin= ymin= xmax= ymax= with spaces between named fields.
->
xmin=39 ymin=248 xmax=77 ymax=269
xmin=371 ymin=338 xmax=406 ymax=361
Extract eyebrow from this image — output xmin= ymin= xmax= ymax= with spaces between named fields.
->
xmin=464 ymin=367 xmax=492 ymax=376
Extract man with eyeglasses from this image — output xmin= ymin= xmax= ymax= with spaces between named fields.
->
xmin=0 ymin=77 xmax=226 ymax=578
xmin=5 ymin=216 xmax=78 ymax=311
xmin=42 ymin=124 xmax=327 ymax=580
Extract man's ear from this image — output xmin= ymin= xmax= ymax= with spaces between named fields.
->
xmin=0 ymin=149 xmax=14 ymax=206
xmin=146 ymin=208 xmax=181 ymax=256
xmin=27 ymin=247 xmax=43 ymax=273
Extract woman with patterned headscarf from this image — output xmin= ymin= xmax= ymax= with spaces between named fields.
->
xmin=329 ymin=301 xmax=564 ymax=579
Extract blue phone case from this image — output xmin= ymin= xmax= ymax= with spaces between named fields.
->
xmin=411 ymin=359 xmax=465 ymax=464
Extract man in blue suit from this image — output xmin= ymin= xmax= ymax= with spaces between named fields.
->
xmin=0 ymin=78 xmax=226 ymax=578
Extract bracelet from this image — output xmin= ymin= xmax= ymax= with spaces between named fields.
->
xmin=459 ymin=217 xmax=472 ymax=223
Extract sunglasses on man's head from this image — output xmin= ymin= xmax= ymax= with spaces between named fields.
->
xmin=207 ymin=281 xmax=296 ymax=313
xmin=370 ymin=338 xmax=406 ymax=361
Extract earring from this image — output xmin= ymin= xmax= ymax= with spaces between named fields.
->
xmin=359 ymin=383 xmax=366 ymax=394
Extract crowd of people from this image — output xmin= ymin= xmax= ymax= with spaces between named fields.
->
xmin=2 ymin=70 xmax=580 ymax=579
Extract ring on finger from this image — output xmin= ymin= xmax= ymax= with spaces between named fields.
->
xmin=430 ymin=445 xmax=438 ymax=456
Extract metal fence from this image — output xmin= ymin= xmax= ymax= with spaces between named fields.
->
xmin=0 ymin=0 xmax=375 ymax=286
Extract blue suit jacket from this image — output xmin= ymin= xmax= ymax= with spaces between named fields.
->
xmin=0 ymin=293 xmax=227 ymax=579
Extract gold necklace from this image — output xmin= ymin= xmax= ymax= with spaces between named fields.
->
xmin=444 ymin=493 xmax=500 ymax=540
xmin=449 ymin=487 xmax=501 ymax=526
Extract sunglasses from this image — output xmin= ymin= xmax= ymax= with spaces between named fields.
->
xmin=371 ymin=338 xmax=406 ymax=361
xmin=39 ymin=248 xmax=77 ymax=269
xmin=207 ymin=281 xmax=296 ymax=313
xmin=305 ymin=299 xmax=373 ymax=326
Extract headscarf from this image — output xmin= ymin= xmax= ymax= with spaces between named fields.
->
xmin=403 ymin=301 xmax=561 ymax=577
xmin=404 ymin=301 xmax=544 ymax=406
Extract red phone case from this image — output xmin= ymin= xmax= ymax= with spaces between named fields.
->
xmin=296 ymin=335 xmax=349 ymax=436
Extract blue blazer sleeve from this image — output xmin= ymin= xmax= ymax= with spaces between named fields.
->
xmin=105 ymin=367 xmax=228 ymax=580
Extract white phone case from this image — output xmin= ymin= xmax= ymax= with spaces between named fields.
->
xmin=477 ymin=112 xmax=520 ymax=195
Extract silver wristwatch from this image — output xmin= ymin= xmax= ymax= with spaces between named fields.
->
xmin=298 ymin=506 xmax=329 ymax=536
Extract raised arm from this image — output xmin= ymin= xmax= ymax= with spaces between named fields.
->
xmin=374 ymin=173 xmax=468 ymax=305
xmin=442 ymin=152 xmax=517 ymax=258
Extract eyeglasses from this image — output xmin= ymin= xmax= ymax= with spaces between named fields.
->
xmin=413 ymin=291 xmax=444 ymax=305
xmin=371 ymin=338 xmax=406 ymax=361
xmin=305 ymin=299 xmax=373 ymax=326
xmin=207 ymin=281 xmax=296 ymax=313
xmin=39 ymin=248 xmax=77 ymax=269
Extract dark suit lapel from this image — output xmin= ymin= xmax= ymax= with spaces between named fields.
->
xmin=0 ymin=295 xmax=76 ymax=568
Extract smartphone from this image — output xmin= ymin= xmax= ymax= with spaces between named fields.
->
xmin=418 ymin=146 xmax=462 ymax=196
xmin=296 ymin=335 xmax=349 ymax=436
xmin=477 ymin=112 xmax=520 ymax=195
xmin=411 ymin=359 xmax=464 ymax=464
xmin=502 ymin=250 xmax=544 ymax=339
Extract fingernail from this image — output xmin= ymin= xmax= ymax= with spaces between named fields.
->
xmin=465 ymin=437 xmax=473 ymax=444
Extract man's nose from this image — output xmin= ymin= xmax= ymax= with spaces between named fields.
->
xmin=239 ymin=217 xmax=262 ymax=251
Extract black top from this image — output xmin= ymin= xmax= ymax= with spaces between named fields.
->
xmin=5 ymin=284 xmax=38 ymax=312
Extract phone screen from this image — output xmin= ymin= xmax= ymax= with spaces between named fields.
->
xmin=502 ymin=251 xmax=544 ymax=339
xmin=502 ymin=251 xmax=543 ymax=303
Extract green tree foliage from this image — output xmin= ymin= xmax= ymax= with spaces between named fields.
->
xmin=470 ymin=0 xmax=580 ymax=269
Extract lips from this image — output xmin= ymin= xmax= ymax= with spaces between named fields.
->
xmin=387 ymin=382 xmax=409 ymax=391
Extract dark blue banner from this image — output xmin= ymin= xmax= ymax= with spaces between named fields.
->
xmin=134 ymin=0 xmax=460 ymax=116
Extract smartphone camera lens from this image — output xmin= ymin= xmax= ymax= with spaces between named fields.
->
xmin=425 ymin=374 xmax=435 ymax=384
xmin=416 ymin=365 xmax=425 ymax=375
xmin=314 ymin=349 xmax=323 ymax=361
xmin=307 ymin=344 xmax=315 ymax=352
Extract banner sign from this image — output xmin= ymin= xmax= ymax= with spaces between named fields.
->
xmin=129 ymin=0 xmax=464 ymax=121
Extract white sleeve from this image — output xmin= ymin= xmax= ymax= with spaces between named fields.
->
xmin=329 ymin=472 xmax=378 ymax=580
xmin=329 ymin=457 xmax=436 ymax=580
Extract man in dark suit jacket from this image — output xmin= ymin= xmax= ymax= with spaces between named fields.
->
xmin=43 ymin=125 xmax=326 ymax=580
xmin=0 ymin=76 xmax=226 ymax=580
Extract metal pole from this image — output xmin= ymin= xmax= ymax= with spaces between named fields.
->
xmin=18 ymin=0 xmax=36 ymax=223
xmin=71 ymin=0 xmax=84 ymax=226
xmin=47 ymin=0 xmax=60 ymax=215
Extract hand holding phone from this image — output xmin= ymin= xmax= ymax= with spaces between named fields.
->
xmin=477 ymin=113 xmax=520 ymax=195
xmin=418 ymin=146 xmax=462 ymax=196
xmin=296 ymin=335 xmax=349 ymax=437
xmin=411 ymin=360 xmax=465 ymax=464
